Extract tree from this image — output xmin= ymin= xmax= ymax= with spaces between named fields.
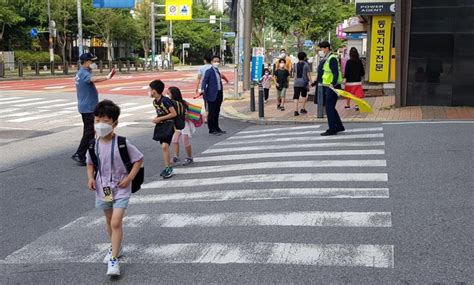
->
xmin=0 ymin=0 xmax=25 ymax=41
xmin=133 ymin=0 xmax=152 ymax=60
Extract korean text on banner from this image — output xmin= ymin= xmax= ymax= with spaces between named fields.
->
xmin=369 ymin=15 xmax=392 ymax=83
xmin=166 ymin=0 xmax=192 ymax=21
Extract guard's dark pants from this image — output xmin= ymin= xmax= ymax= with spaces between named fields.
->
xmin=75 ymin=112 xmax=95 ymax=159
xmin=207 ymin=91 xmax=223 ymax=133
xmin=324 ymin=87 xmax=344 ymax=132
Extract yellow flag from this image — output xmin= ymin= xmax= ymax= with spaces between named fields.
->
xmin=330 ymin=87 xmax=373 ymax=113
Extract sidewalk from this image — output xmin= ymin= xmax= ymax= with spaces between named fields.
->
xmin=222 ymin=90 xmax=474 ymax=124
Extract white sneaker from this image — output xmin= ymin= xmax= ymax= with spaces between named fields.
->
xmin=103 ymin=246 xmax=123 ymax=264
xmin=107 ymin=258 xmax=120 ymax=276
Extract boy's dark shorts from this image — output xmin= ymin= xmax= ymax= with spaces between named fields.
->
xmin=160 ymin=134 xmax=173 ymax=145
xmin=293 ymin=86 xmax=308 ymax=100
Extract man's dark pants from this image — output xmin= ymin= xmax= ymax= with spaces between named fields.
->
xmin=324 ymin=86 xmax=344 ymax=132
xmin=75 ymin=113 xmax=95 ymax=159
xmin=207 ymin=91 xmax=223 ymax=133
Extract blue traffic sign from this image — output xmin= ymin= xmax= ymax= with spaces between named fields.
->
xmin=30 ymin=28 xmax=39 ymax=38
xmin=93 ymin=0 xmax=135 ymax=8
xmin=251 ymin=55 xmax=264 ymax=82
xmin=304 ymin=40 xmax=313 ymax=47
xmin=223 ymin=32 xmax=236 ymax=38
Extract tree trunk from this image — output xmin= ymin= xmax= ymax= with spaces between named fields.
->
xmin=0 ymin=23 xmax=5 ymax=41
xmin=142 ymin=39 xmax=149 ymax=60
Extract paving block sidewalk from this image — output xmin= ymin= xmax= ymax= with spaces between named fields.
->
xmin=223 ymin=90 xmax=474 ymax=124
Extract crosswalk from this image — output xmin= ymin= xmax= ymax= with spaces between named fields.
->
xmin=0 ymin=124 xmax=394 ymax=270
xmin=0 ymin=94 xmax=157 ymax=127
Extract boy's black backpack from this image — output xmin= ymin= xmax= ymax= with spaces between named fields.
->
xmin=172 ymin=100 xmax=187 ymax=130
xmin=88 ymin=136 xmax=144 ymax=193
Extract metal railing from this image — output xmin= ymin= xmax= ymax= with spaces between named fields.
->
xmin=0 ymin=59 xmax=174 ymax=78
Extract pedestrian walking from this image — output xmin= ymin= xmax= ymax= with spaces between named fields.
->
xmin=344 ymin=47 xmax=365 ymax=111
xmin=273 ymin=48 xmax=293 ymax=74
xmin=260 ymin=68 xmax=272 ymax=103
xmin=150 ymin=80 xmax=177 ymax=178
xmin=169 ymin=87 xmax=195 ymax=166
xmin=273 ymin=59 xmax=290 ymax=111
xmin=318 ymin=41 xmax=345 ymax=136
xmin=86 ymin=100 xmax=144 ymax=276
xmin=293 ymin=51 xmax=312 ymax=116
xmin=201 ymin=55 xmax=229 ymax=136
xmin=71 ymin=52 xmax=115 ymax=166
xmin=194 ymin=54 xmax=213 ymax=121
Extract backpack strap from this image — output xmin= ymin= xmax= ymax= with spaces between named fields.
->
xmin=117 ymin=136 xmax=132 ymax=173
xmin=88 ymin=139 xmax=98 ymax=174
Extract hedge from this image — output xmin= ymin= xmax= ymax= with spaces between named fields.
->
xmin=14 ymin=51 xmax=62 ymax=64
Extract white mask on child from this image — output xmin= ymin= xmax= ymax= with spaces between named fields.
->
xmin=95 ymin=123 xmax=113 ymax=137
xmin=279 ymin=63 xmax=285 ymax=68
xmin=318 ymin=50 xmax=326 ymax=58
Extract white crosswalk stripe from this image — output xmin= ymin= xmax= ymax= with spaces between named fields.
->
xmin=0 ymin=124 xmax=395 ymax=270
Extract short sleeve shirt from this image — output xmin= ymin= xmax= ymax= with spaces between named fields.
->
xmin=75 ymin=67 xmax=98 ymax=114
xmin=294 ymin=61 xmax=311 ymax=87
xmin=86 ymin=136 xmax=144 ymax=201
xmin=274 ymin=69 xmax=290 ymax=88
xmin=153 ymin=96 xmax=174 ymax=117
xmin=198 ymin=64 xmax=212 ymax=77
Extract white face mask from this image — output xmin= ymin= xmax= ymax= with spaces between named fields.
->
xmin=212 ymin=62 xmax=220 ymax=68
xmin=280 ymin=53 xmax=286 ymax=58
xmin=90 ymin=63 xmax=98 ymax=69
xmin=279 ymin=63 xmax=285 ymax=68
xmin=318 ymin=50 xmax=326 ymax=58
xmin=95 ymin=122 xmax=113 ymax=137
xmin=265 ymin=72 xmax=269 ymax=75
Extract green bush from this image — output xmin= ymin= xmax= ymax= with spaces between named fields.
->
xmin=15 ymin=51 xmax=62 ymax=64
xmin=172 ymin=55 xmax=180 ymax=65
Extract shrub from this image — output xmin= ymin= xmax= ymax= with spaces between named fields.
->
xmin=172 ymin=55 xmax=180 ymax=65
xmin=14 ymin=51 xmax=62 ymax=64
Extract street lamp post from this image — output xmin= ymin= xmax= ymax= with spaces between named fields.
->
xmin=77 ymin=0 xmax=84 ymax=57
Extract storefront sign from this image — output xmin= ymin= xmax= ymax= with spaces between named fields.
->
xmin=346 ymin=33 xmax=367 ymax=40
xmin=356 ymin=2 xmax=395 ymax=15
xmin=369 ymin=15 xmax=392 ymax=83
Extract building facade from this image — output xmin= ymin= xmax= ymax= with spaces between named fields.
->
xmin=397 ymin=0 xmax=474 ymax=106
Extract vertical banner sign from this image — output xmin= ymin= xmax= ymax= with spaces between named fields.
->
xmin=166 ymin=0 xmax=192 ymax=21
xmin=251 ymin=47 xmax=265 ymax=82
xmin=369 ymin=15 xmax=392 ymax=82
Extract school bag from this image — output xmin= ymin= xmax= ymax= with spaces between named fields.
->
xmin=88 ymin=136 xmax=145 ymax=193
xmin=173 ymin=100 xmax=186 ymax=130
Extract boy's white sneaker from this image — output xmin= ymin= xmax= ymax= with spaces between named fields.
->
xmin=107 ymin=258 xmax=120 ymax=276
xmin=103 ymin=247 xmax=123 ymax=264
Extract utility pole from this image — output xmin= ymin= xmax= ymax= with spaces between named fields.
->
xmin=151 ymin=1 xmax=156 ymax=69
xmin=47 ymin=0 xmax=54 ymax=64
xmin=77 ymin=0 xmax=83 ymax=57
xmin=242 ymin=0 xmax=252 ymax=91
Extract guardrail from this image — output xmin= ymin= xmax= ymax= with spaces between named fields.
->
xmin=0 ymin=59 xmax=174 ymax=78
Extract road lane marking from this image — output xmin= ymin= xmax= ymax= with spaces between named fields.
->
xmin=0 ymin=98 xmax=44 ymax=105
xmin=7 ymin=111 xmax=74 ymax=122
xmin=122 ymin=105 xmax=152 ymax=112
xmin=15 ymin=99 xmax=67 ymax=107
xmin=0 ymin=110 xmax=49 ymax=119
xmin=142 ymin=173 xmax=388 ymax=189
xmin=204 ymin=141 xmax=386 ymax=154
xmin=38 ymin=102 xmax=77 ymax=108
xmin=194 ymin=150 xmax=385 ymax=163
xmin=230 ymin=127 xmax=384 ymax=140
xmin=238 ymin=125 xmax=322 ymax=134
xmin=0 ymin=97 xmax=22 ymax=101
xmin=216 ymin=133 xmax=385 ymax=146
xmin=129 ymin=188 xmax=390 ymax=204
xmin=174 ymin=160 xmax=387 ymax=174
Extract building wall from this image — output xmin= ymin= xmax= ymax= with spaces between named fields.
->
xmin=406 ymin=0 xmax=474 ymax=106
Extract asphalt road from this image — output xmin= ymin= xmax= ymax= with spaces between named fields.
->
xmin=0 ymin=117 xmax=473 ymax=284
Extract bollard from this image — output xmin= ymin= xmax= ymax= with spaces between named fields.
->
xmin=35 ymin=62 xmax=40 ymax=75
xmin=134 ymin=62 xmax=138 ymax=72
xmin=99 ymin=60 xmax=103 ymax=74
xmin=50 ymin=62 xmax=55 ymax=75
xmin=109 ymin=60 xmax=113 ymax=72
xmin=126 ymin=60 xmax=130 ymax=72
xmin=63 ymin=61 xmax=69 ymax=75
xmin=118 ymin=60 xmax=122 ymax=72
xmin=18 ymin=60 xmax=23 ymax=77
xmin=77 ymin=60 xmax=81 ymax=70
xmin=258 ymin=82 xmax=264 ymax=118
xmin=250 ymin=83 xmax=256 ymax=112
xmin=142 ymin=62 xmax=146 ymax=71
xmin=0 ymin=61 xmax=4 ymax=78
xmin=317 ymin=83 xmax=325 ymax=118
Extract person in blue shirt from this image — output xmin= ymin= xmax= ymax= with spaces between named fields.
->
xmin=72 ymin=52 xmax=115 ymax=165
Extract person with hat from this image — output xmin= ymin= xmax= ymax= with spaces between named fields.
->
xmin=318 ymin=41 xmax=345 ymax=136
xmin=71 ymin=52 xmax=115 ymax=165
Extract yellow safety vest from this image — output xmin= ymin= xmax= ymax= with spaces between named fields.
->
xmin=322 ymin=54 xmax=343 ymax=86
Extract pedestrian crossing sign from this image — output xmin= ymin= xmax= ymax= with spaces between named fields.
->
xmin=166 ymin=0 xmax=192 ymax=20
